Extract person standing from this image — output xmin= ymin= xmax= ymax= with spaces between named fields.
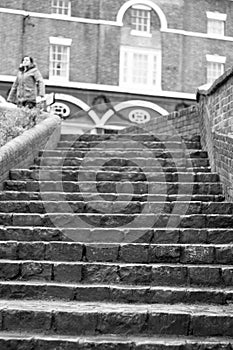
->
xmin=7 ymin=56 xmax=45 ymax=108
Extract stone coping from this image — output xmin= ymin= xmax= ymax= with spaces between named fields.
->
xmin=196 ymin=66 xmax=233 ymax=100
xmin=0 ymin=114 xmax=61 ymax=187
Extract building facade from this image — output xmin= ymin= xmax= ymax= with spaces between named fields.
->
xmin=0 ymin=0 xmax=233 ymax=132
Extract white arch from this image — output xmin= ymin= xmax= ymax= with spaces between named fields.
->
xmin=116 ymin=0 xmax=168 ymax=30
xmin=54 ymin=93 xmax=100 ymax=124
xmin=99 ymin=100 xmax=169 ymax=126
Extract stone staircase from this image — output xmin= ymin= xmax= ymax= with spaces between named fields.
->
xmin=0 ymin=131 xmax=233 ymax=349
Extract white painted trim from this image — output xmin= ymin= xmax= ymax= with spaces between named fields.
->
xmin=206 ymin=11 xmax=227 ymax=21
xmin=100 ymin=100 xmax=169 ymax=126
xmin=1 ymin=7 xmax=233 ymax=42
xmin=49 ymin=36 xmax=72 ymax=46
xmin=55 ymin=93 xmax=90 ymax=111
xmin=132 ymin=4 xmax=151 ymax=10
xmin=0 ymin=74 xmax=196 ymax=100
xmin=45 ymin=79 xmax=196 ymax=99
xmin=54 ymin=93 xmax=100 ymax=124
xmin=116 ymin=0 xmax=168 ymax=30
xmin=0 ymin=75 xmax=15 ymax=82
xmin=130 ymin=29 xmax=152 ymax=37
xmin=163 ymin=27 xmax=233 ymax=42
xmin=206 ymin=54 xmax=226 ymax=63
xmin=0 ymin=7 xmax=120 ymax=26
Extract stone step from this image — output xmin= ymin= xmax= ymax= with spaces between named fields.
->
xmin=1 ymin=213 xmax=233 ymax=229
xmin=0 ymin=201 xmax=231 ymax=215
xmin=0 ymin=299 xmax=233 ymax=337
xmin=57 ymin=140 xmax=202 ymax=150
xmin=1 ymin=241 xmax=233 ymax=265
xmin=0 ymin=281 xmax=233 ymax=305
xmin=3 ymin=180 xmax=222 ymax=195
xmin=30 ymin=164 xmax=212 ymax=173
xmin=9 ymin=169 xmax=220 ymax=182
xmin=34 ymin=156 xmax=210 ymax=168
xmin=0 ymin=191 xmax=225 ymax=203
xmin=0 ymin=332 xmax=232 ymax=350
xmin=1 ymin=227 xmax=233 ymax=244
xmin=60 ymin=133 xmax=201 ymax=142
xmin=1 ymin=260 xmax=233 ymax=287
xmin=38 ymin=149 xmax=208 ymax=159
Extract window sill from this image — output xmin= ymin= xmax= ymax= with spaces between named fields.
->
xmin=49 ymin=76 xmax=69 ymax=83
xmin=50 ymin=13 xmax=71 ymax=18
xmin=119 ymin=83 xmax=162 ymax=92
xmin=206 ymin=33 xmax=225 ymax=38
xmin=130 ymin=30 xmax=152 ymax=38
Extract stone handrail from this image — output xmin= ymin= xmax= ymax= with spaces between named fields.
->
xmin=0 ymin=114 xmax=61 ymax=188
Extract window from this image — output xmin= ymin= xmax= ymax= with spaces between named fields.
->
xmin=49 ymin=37 xmax=72 ymax=81
xmin=206 ymin=12 xmax=226 ymax=36
xmin=51 ymin=0 xmax=71 ymax=16
xmin=206 ymin=54 xmax=225 ymax=84
xmin=131 ymin=5 xmax=151 ymax=35
xmin=120 ymin=46 xmax=161 ymax=89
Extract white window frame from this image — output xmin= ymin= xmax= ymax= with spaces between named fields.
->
xmin=49 ymin=37 xmax=72 ymax=81
xmin=119 ymin=46 xmax=161 ymax=90
xmin=51 ymin=0 xmax=71 ymax=16
xmin=206 ymin=11 xmax=226 ymax=36
xmin=131 ymin=5 xmax=152 ymax=37
xmin=206 ymin=54 xmax=226 ymax=84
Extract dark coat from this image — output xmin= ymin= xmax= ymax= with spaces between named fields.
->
xmin=8 ymin=64 xmax=45 ymax=105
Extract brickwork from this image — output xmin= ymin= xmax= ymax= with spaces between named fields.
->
xmin=1 ymin=0 xmax=233 ymax=97
xmin=0 ymin=113 xmax=61 ymax=188
xmin=121 ymin=105 xmax=200 ymax=139
xmin=198 ymin=66 xmax=233 ymax=201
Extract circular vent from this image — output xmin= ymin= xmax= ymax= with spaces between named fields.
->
xmin=128 ymin=109 xmax=151 ymax=124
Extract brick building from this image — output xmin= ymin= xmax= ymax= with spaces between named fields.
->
xmin=0 ymin=0 xmax=233 ymax=132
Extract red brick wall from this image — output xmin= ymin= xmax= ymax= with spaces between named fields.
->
xmin=198 ymin=67 xmax=233 ymax=200
xmin=121 ymin=105 xmax=200 ymax=139
xmin=1 ymin=0 xmax=233 ymax=94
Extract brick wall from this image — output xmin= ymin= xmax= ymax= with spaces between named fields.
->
xmin=121 ymin=105 xmax=200 ymax=139
xmin=1 ymin=0 xmax=233 ymax=95
xmin=198 ymin=67 xmax=233 ymax=200
xmin=0 ymin=113 xmax=61 ymax=188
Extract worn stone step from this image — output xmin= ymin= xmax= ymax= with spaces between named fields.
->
xmin=34 ymin=156 xmax=210 ymax=168
xmin=0 ymin=332 xmax=232 ymax=350
xmin=1 ymin=260 xmax=233 ymax=287
xmin=9 ymin=169 xmax=220 ymax=182
xmin=60 ymin=133 xmax=200 ymax=142
xmin=0 ymin=200 xmax=231 ymax=215
xmin=0 ymin=299 xmax=233 ymax=337
xmin=1 ymin=213 xmax=232 ymax=229
xmin=56 ymin=145 xmax=202 ymax=154
xmin=57 ymin=140 xmax=202 ymax=150
xmin=1 ymin=241 xmax=233 ymax=265
xmin=3 ymin=180 xmax=222 ymax=196
xmin=0 ymin=227 xmax=232 ymax=244
xmin=0 ymin=190 xmax=225 ymax=203
xmin=38 ymin=149 xmax=208 ymax=159
xmin=30 ymin=164 xmax=212 ymax=174
xmin=0 ymin=281 xmax=233 ymax=305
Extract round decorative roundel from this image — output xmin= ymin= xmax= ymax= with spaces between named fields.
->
xmin=50 ymin=102 xmax=70 ymax=119
xmin=128 ymin=109 xmax=151 ymax=124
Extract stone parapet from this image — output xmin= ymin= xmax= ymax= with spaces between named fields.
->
xmin=197 ymin=67 xmax=233 ymax=201
xmin=0 ymin=114 xmax=61 ymax=188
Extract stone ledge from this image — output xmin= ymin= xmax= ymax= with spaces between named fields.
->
xmin=0 ymin=114 xmax=61 ymax=188
xmin=197 ymin=66 xmax=233 ymax=99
